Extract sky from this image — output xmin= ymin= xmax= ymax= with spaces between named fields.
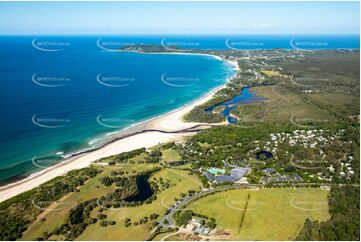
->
xmin=0 ymin=1 xmax=359 ymax=35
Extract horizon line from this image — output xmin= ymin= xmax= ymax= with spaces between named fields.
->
xmin=0 ymin=33 xmax=360 ymax=36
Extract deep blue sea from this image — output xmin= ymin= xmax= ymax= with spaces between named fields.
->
xmin=0 ymin=35 xmax=359 ymax=182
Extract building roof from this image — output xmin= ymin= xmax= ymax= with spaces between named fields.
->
xmin=263 ymin=168 xmax=276 ymax=173
xmin=230 ymin=168 xmax=248 ymax=179
xmin=204 ymin=172 xmax=214 ymax=181
xmin=214 ymin=167 xmax=250 ymax=183
xmin=215 ymin=175 xmax=236 ymax=183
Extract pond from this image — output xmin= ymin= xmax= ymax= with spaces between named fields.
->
xmin=205 ymin=87 xmax=266 ymax=124
xmin=124 ymin=173 xmax=154 ymax=202
xmin=255 ymin=150 xmax=273 ymax=160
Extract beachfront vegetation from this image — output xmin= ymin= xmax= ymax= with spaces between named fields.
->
xmin=0 ymin=167 xmax=101 ymax=240
xmin=95 ymin=147 xmax=147 ymax=165
xmin=184 ymin=106 xmax=225 ymax=123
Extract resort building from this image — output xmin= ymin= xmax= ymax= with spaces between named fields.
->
xmin=205 ymin=167 xmax=251 ymax=183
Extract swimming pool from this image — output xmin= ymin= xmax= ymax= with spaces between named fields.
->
xmin=208 ymin=168 xmax=226 ymax=175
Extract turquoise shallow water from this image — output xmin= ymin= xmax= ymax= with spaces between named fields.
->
xmin=0 ymin=36 xmax=234 ymax=182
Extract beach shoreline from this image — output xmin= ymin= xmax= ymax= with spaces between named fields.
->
xmin=0 ymin=55 xmax=239 ymax=203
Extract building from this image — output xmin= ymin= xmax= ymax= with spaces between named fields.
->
xmin=263 ymin=168 xmax=276 ymax=174
xmin=205 ymin=167 xmax=251 ymax=183
xmin=204 ymin=172 xmax=215 ymax=181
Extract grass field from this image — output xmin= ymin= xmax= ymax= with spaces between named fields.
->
xmin=21 ymin=163 xmax=159 ymax=241
xmin=160 ymin=148 xmax=181 ymax=162
xmin=185 ymin=188 xmax=330 ymax=241
xmin=262 ymin=70 xmax=288 ymax=78
xmin=76 ymin=168 xmax=202 ymax=241
xmin=129 ymin=152 xmax=150 ymax=163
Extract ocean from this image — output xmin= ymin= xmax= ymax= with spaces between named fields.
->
xmin=0 ymin=35 xmax=359 ymax=182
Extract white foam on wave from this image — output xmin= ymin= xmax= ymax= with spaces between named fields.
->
xmin=88 ymin=137 xmax=103 ymax=146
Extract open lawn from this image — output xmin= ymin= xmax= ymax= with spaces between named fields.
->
xmin=76 ymin=168 xmax=202 ymax=241
xmin=21 ymin=163 xmax=159 ymax=241
xmin=160 ymin=148 xmax=181 ymax=162
xmin=186 ymin=187 xmax=330 ymax=241
xmin=129 ymin=152 xmax=150 ymax=163
xmin=262 ymin=70 xmax=288 ymax=78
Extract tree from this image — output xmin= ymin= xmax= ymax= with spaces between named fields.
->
xmin=175 ymin=210 xmax=193 ymax=226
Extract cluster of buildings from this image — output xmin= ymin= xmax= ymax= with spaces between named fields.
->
xmin=261 ymin=168 xmax=303 ymax=184
xmin=258 ymin=129 xmax=346 ymax=161
xmin=339 ymin=157 xmax=355 ymax=179
xmin=266 ymin=129 xmax=332 ymax=154
xmin=190 ymin=218 xmax=211 ymax=236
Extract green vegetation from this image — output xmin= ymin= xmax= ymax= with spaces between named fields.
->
xmin=20 ymin=163 xmax=159 ymax=240
xmin=75 ymin=168 xmax=201 ymax=240
xmin=174 ymin=210 xmax=193 ymax=226
xmin=49 ymin=199 xmax=98 ymax=240
xmin=96 ymin=147 xmax=146 ymax=165
xmin=184 ymin=106 xmax=225 ymax=123
xmin=160 ymin=148 xmax=181 ymax=162
xmin=0 ymin=167 xmax=101 ymax=240
xmin=296 ymin=185 xmax=359 ymax=241
xmin=183 ymin=120 xmax=359 ymax=186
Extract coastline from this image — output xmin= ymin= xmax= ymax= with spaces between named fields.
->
xmin=0 ymin=56 xmax=239 ymax=203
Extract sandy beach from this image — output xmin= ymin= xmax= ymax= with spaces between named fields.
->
xmin=0 ymin=57 xmax=239 ymax=203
